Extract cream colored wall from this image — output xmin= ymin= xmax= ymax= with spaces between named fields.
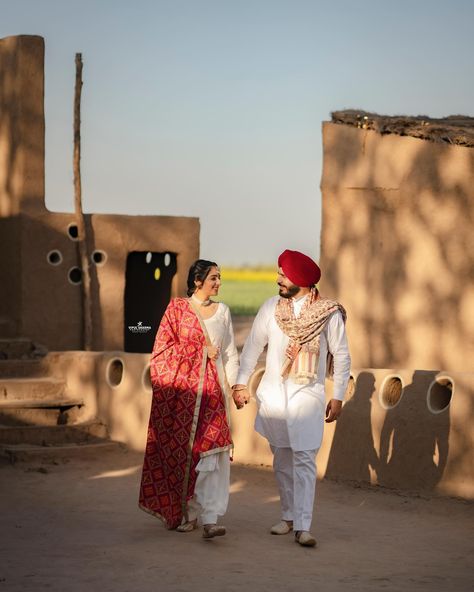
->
xmin=319 ymin=122 xmax=474 ymax=371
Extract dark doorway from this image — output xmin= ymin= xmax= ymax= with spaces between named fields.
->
xmin=124 ymin=251 xmax=177 ymax=353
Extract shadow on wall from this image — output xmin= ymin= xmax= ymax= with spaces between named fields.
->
xmin=325 ymin=371 xmax=379 ymax=484
xmin=378 ymin=370 xmax=449 ymax=491
xmin=320 ymin=125 xmax=474 ymax=371
xmin=326 ymin=370 xmax=450 ymax=492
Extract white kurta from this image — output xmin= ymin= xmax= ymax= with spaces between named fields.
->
xmin=204 ymin=302 xmax=239 ymax=387
xmin=236 ymin=295 xmax=351 ymax=452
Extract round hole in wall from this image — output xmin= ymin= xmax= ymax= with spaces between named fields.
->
xmin=164 ymin=253 xmax=171 ymax=267
xmin=142 ymin=365 xmax=152 ymax=391
xmin=145 ymin=252 xmax=152 ymax=264
xmin=106 ymin=357 xmax=124 ymax=388
xmin=68 ymin=267 xmax=82 ymax=285
xmin=427 ymin=376 xmax=453 ymax=414
xmin=47 ymin=250 xmax=63 ymax=266
xmin=91 ymin=250 xmax=107 ymax=266
xmin=379 ymin=375 xmax=404 ymax=409
xmin=67 ymin=223 xmax=79 ymax=240
xmin=154 ymin=267 xmax=161 ymax=281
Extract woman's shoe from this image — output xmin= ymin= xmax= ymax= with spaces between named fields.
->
xmin=176 ymin=519 xmax=198 ymax=533
xmin=202 ymin=524 xmax=226 ymax=539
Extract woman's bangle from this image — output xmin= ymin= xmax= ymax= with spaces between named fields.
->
xmin=232 ymin=386 xmax=246 ymax=392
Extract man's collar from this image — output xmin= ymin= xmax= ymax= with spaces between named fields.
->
xmin=292 ymin=293 xmax=309 ymax=303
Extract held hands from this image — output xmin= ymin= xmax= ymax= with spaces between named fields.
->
xmin=232 ymin=385 xmax=250 ymax=410
xmin=325 ymin=399 xmax=343 ymax=423
xmin=206 ymin=345 xmax=220 ymax=360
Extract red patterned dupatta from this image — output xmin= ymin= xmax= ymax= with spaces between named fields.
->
xmin=139 ymin=298 xmax=232 ymax=529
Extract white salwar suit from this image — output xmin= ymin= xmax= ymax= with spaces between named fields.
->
xmin=187 ymin=303 xmax=239 ymax=525
xmin=236 ymin=295 xmax=351 ymax=531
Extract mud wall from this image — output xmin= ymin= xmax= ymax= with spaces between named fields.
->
xmin=0 ymin=35 xmax=46 ymax=217
xmin=64 ymin=352 xmax=471 ymax=499
xmin=0 ymin=36 xmax=46 ymax=338
xmin=319 ymin=122 xmax=474 ymax=371
xmin=16 ymin=351 xmax=473 ymax=499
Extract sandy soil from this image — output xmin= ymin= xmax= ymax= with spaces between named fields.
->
xmin=1 ymin=449 xmax=473 ymax=592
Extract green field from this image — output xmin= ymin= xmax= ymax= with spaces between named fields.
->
xmin=217 ymin=268 xmax=278 ymax=315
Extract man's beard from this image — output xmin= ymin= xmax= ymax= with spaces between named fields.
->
xmin=278 ymin=284 xmax=300 ymax=299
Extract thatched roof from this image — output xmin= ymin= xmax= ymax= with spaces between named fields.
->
xmin=331 ymin=110 xmax=474 ymax=148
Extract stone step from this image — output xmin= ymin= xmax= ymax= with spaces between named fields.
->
xmin=0 ymin=397 xmax=83 ymax=409
xmin=0 ymin=378 xmax=66 ymax=399
xmin=0 ymin=339 xmax=48 ymax=360
xmin=0 ymin=359 xmax=50 ymax=378
xmin=0 ymin=404 xmax=85 ymax=427
xmin=1 ymin=440 xmax=124 ymax=464
xmin=0 ymin=420 xmax=108 ymax=446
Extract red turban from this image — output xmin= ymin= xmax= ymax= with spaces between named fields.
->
xmin=278 ymin=250 xmax=321 ymax=287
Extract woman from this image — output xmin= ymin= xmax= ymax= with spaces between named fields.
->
xmin=139 ymin=260 xmax=239 ymax=539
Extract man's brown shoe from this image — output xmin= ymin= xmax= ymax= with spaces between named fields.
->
xmin=202 ymin=524 xmax=226 ymax=539
xmin=295 ymin=530 xmax=317 ymax=547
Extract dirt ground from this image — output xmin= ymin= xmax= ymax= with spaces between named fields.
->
xmin=1 ymin=449 xmax=473 ymax=592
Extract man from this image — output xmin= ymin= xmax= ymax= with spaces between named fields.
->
xmin=232 ymin=249 xmax=351 ymax=547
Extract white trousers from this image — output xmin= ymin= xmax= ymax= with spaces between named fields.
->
xmin=271 ymin=446 xmax=318 ymax=532
xmin=187 ymin=451 xmax=230 ymax=525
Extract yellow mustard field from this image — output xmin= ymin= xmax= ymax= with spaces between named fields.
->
xmin=220 ymin=267 xmax=276 ymax=283
xmin=218 ymin=267 xmax=278 ymax=315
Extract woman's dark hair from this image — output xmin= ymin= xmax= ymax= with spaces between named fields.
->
xmin=186 ymin=259 xmax=218 ymax=297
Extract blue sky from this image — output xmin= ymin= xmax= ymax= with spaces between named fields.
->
xmin=2 ymin=0 xmax=473 ymax=264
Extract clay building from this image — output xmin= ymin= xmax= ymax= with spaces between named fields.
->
xmin=0 ymin=35 xmax=199 ymax=354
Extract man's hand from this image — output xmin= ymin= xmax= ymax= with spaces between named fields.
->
xmin=232 ymin=385 xmax=251 ymax=410
xmin=325 ymin=399 xmax=343 ymax=423
xmin=232 ymin=390 xmax=244 ymax=409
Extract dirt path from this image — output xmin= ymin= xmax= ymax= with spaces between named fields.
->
xmin=1 ymin=450 xmax=473 ymax=592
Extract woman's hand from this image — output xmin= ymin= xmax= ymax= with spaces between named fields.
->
xmin=207 ymin=345 xmax=220 ymax=360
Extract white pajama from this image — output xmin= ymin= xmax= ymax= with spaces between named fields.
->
xmin=271 ymin=446 xmax=318 ymax=531
xmin=188 ymin=451 xmax=230 ymax=524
